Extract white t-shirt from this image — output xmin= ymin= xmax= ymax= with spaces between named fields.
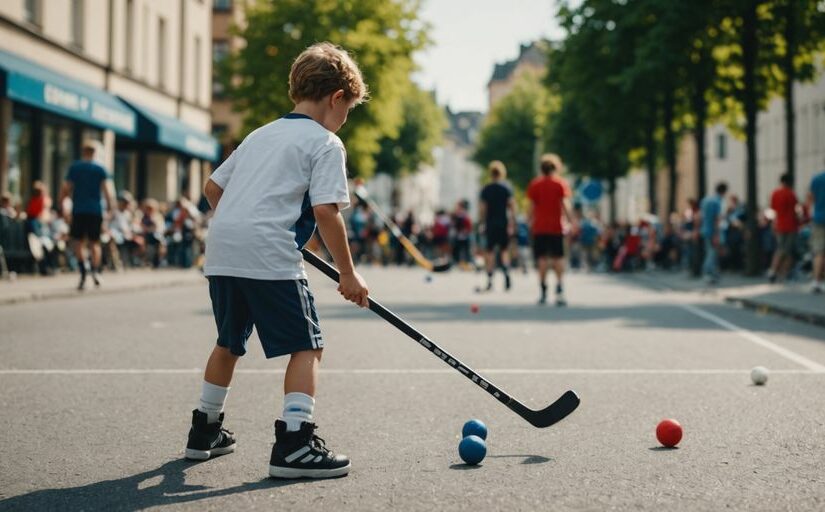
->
xmin=204 ymin=114 xmax=350 ymax=280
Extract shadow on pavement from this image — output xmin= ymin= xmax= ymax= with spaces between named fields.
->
xmin=448 ymin=463 xmax=483 ymax=470
xmin=487 ymin=454 xmax=553 ymax=464
xmin=318 ymin=302 xmax=810 ymax=336
xmin=0 ymin=458 xmax=305 ymax=512
xmin=648 ymin=446 xmax=680 ymax=451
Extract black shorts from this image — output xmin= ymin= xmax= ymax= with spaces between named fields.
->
xmin=486 ymin=226 xmax=510 ymax=251
xmin=533 ymin=234 xmax=565 ymax=259
xmin=70 ymin=213 xmax=102 ymax=241
xmin=208 ymin=276 xmax=323 ymax=358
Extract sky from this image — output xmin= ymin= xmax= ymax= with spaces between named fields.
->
xmin=412 ymin=0 xmax=567 ymax=113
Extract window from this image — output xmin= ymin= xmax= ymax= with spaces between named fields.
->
xmin=157 ymin=17 xmax=167 ymax=89
xmin=213 ymin=0 xmax=233 ymax=11
xmin=212 ymin=40 xmax=229 ymax=97
xmin=124 ymin=0 xmax=135 ymax=72
xmin=194 ymin=36 xmax=202 ymax=103
xmin=716 ymin=133 xmax=727 ymax=160
xmin=70 ymin=0 xmax=84 ymax=49
xmin=24 ymin=0 xmax=41 ymax=26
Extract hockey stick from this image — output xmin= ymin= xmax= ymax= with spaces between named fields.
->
xmin=301 ymin=248 xmax=580 ymax=428
xmin=352 ymin=186 xmax=451 ymax=273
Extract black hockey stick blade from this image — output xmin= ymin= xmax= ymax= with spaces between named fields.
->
xmin=509 ymin=390 xmax=580 ymax=428
xmin=431 ymin=259 xmax=452 ymax=273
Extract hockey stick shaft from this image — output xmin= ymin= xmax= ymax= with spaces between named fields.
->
xmin=302 ymin=249 xmax=517 ymax=406
xmin=352 ymin=189 xmax=441 ymax=272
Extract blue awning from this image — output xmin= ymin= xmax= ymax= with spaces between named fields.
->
xmin=120 ymin=99 xmax=219 ymax=161
xmin=0 ymin=49 xmax=136 ymax=136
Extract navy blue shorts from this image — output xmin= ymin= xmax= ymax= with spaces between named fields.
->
xmin=208 ymin=276 xmax=323 ymax=358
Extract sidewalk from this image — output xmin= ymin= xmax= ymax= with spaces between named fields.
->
xmin=0 ymin=268 xmax=206 ymax=305
xmin=626 ymin=271 xmax=825 ymax=328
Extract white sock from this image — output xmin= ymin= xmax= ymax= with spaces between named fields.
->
xmin=281 ymin=392 xmax=314 ymax=432
xmin=198 ymin=381 xmax=229 ymax=423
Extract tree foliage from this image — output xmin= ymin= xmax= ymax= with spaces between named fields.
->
xmin=473 ymin=73 xmax=552 ymax=190
xmin=374 ymin=84 xmax=446 ymax=177
xmin=221 ymin=0 xmax=430 ymax=177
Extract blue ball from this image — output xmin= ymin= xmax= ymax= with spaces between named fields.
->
xmin=462 ymin=419 xmax=488 ymax=440
xmin=459 ymin=435 xmax=487 ymax=465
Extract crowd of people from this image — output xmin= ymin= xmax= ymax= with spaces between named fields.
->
xmin=0 ymin=142 xmax=210 ymax=284
xmin=346 ymin=160 xmax=825 ymax=297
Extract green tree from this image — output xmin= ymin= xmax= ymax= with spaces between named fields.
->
xmin=374 ymin=85 xmax=446 ymax=177
xmin=473 ymin=73 xmax=552 ymax=189
xmin=222 ymin=0 xmax=429 ymax=177
xmin=770 ymin=0 xmax=825 ymax=183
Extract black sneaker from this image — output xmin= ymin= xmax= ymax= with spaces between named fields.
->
xmin=269 ymin=420 xmax=350 ymax=479
xmin=185 ymin=409 xmax=236 ymax=460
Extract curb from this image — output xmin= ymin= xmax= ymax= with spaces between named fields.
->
xmin=724 ymin=296 xmax=825 ymax=329
xmin=0 ymin=275 xmax=206 ymax=306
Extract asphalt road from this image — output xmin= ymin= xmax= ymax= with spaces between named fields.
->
xmin=1 ymin=266 xmax=824 ymax=511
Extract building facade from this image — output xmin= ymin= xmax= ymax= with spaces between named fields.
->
xmin=487 ymin=42 xmax=547 ymax=110
xmin=0 ymin=0 xmax=218 ymax=206
xmin=211 ymin=0 xmax=246 ymax=159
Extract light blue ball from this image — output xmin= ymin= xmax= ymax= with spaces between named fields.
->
xmin=462 ymin=419 xmax=488 ymax=440
xmin=459 ymin=435 xmax=487 ymax=465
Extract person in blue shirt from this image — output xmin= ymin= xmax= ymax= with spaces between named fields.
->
xmin=59 ymin=141 xmax=114 ymax=290
xmin=699 ymin=181 xmax=728 ymax=284
xmin=808 ymin=168 xmax=825 ymax=293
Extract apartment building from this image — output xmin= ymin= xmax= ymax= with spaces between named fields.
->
xmin=0 ymin=0 xmax=217 ymax=205
xmin=211 ymin=0 xmax=245 ymax=159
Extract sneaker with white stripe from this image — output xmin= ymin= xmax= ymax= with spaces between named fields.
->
xmin=269 ymin=420 xmax=350 ymax=479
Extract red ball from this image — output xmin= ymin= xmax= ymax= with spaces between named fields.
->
xmin=656 ymin=419 xmax=682 ymax=448
xmin=470 ymin=304 xmax=480 ymax=314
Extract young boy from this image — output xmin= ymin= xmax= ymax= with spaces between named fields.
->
xmin=184 ymin=42 xmax=369 ymax=479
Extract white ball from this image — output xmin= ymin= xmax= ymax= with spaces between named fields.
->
xmin=750 ymin=366 xmax=769 ymax=385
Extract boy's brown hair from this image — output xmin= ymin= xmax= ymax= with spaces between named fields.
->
xmin=540 ymin=153 xmax=563 ymax=175
xmin=289 ymin=42 xmax=368 ymax=104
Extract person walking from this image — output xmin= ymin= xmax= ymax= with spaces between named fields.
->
xmin=479 ymin=161 xmax=516 ymax=291
xmin=699 ymin=181 xmax=728 ymax=284
xmin=185 ymin=42 xmax=369 ymax=479
xmin=59 ymin=141 xmax=114 ymax=290
xmin=808 ymin=165 xmax=825 ymax=293
xmin=527 ymin=154 xmax=572 ymax=305
xmin=767 ymin=173 xmax=800 ymax=282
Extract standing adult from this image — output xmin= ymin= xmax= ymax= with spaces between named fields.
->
xmin=478 ymin=161 xmax=516 ymax=291
xmin=527 ymin=154 xmax=572 ymax=305
xmin=808 ymin=165 xmax=825 ymax=293
xmin=699 ymin=181 xmax=728 ymax=284
xmin=767 ymin=173 xmax=799 ymax=282
xmin=59 ymin=141 xmax=114 ymax=290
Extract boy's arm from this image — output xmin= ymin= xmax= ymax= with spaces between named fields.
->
xmin=313 ymin=203 xmax=369 ymax=308
xmin=204 ymin=179 xmax=224 ymax=210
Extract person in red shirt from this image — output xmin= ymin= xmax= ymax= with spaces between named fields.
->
xmin=768 ymin=173 xmax=800 ymax=282
xmin=527 ymin=154 xmax=572 ymax=305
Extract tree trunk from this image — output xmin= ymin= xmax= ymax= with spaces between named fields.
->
xmin=743 ymin=0 xmax=761 ymax=276
xmin=645 ymin=112 xmax=657 ymax=215
xmin=608 ymin=176 xmax=617 ymax=225
xmin=663 ymin=87 xmax=677 ymax=216
xmin=692 ymin=62 xmax=708 ymax=202
xmin=784 ymin=0 xmax=796 ymax=184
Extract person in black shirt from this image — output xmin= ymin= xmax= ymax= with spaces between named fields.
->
xmin=479 ymin=161 xmax=516 ymax=290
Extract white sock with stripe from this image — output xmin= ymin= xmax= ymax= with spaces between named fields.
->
xmin=281 ymin=392 xmax=315 ymax=432
xmin=198 ymin=381 xmax=229 ymax=423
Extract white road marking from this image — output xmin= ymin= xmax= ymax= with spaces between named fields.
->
xmin=0 ymin=368 xmax=822 ymax=375
xmin=679 ymin=303 xmax=825 ymax=372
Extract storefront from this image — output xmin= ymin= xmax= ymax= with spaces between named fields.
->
xmin=1 ymin=48 xmax=219 ymax=208
xmin=116 ymin=99 xmax=219 ymax=202
xmin=0 ymin=49 xmax=136 ymax=205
